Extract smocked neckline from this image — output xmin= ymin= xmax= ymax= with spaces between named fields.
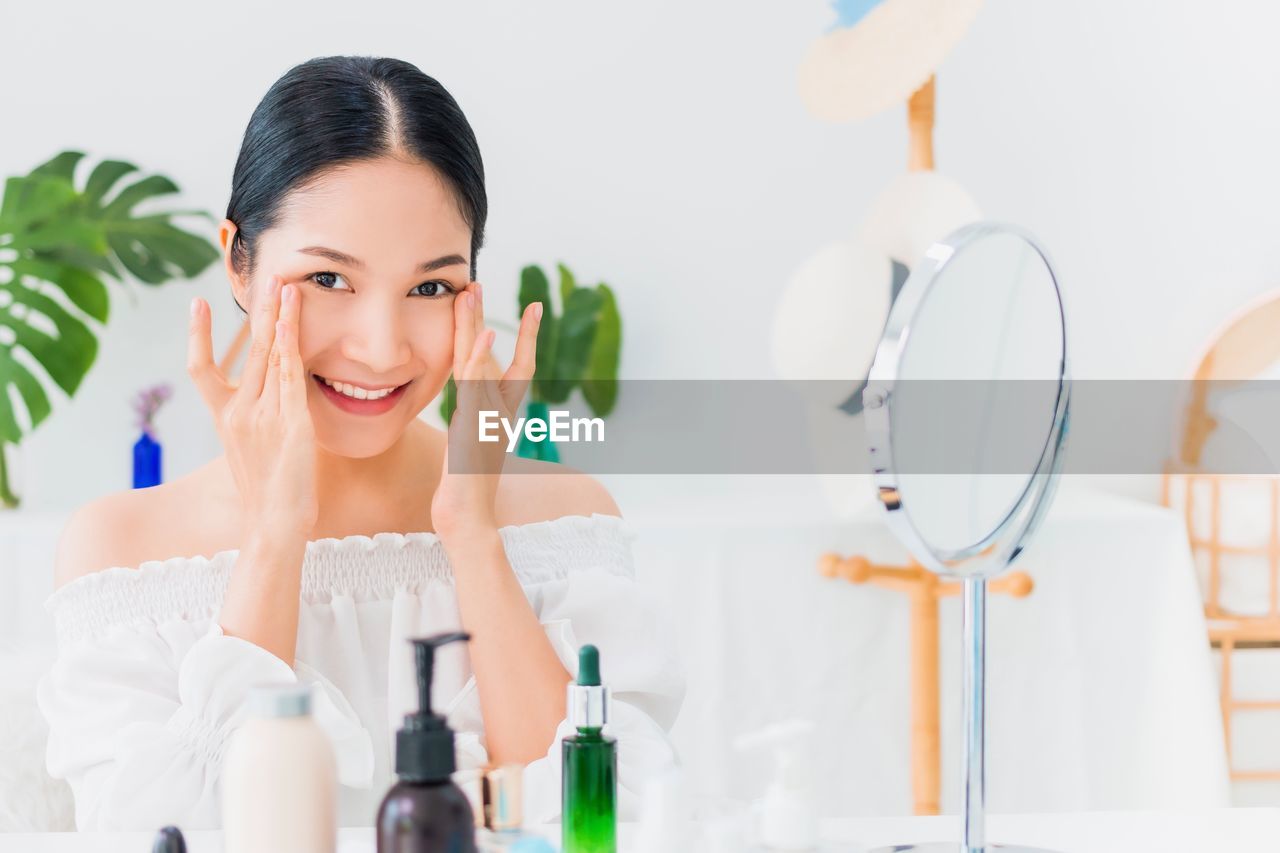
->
xmin=47 ymin=512 xmax=632 ymax=608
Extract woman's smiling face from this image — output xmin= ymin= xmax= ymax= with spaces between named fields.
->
xmin=221 ymin=156 xmax=471 ymax=458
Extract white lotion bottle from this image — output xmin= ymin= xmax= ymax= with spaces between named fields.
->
xmin=222 ymin=683 xmax=337 ymax=853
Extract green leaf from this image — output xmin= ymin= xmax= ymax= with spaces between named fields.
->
xmin=0 ymin=347 xmax=53 ymax=432
xmin=117 ymin=217 xmax=220 ymax=279
xmin=439 ymin=374 xmax=457 ymax=424
xmin=2 ymin=283 xmax=98 ymax=393
xmin=543 ymin=287 xmax=602 ymax=403
xmin=28 ymin=151 xmax=85 ymax=184
xmin=518 ymin=264 xmax=557 ymax=401
xmin=12 ymin=259 xmax=110 ymax=323
xmin=0 ymin=375 xmax=20 ymax=442
xmin=0 ymin=175 xmax=78 ymax=232
xmin=19 ymin=220 xmax=107 ymax=254
xmin=582 ymin=282 xmax=621 ymax=416
xmin=107 ymin=231 xmax=174 ymax=284
xmin=557 ymin=262 xmax=576 ymax=308
xmin=36 ymin=246 xmax=120 ymax=279
xmin=99 ymin=174 xmax=179 ymax=219
xmin=0 ymin=317 xmax=90 ymax=400
xmin=83 ymin=160 xmax=139 ymax=208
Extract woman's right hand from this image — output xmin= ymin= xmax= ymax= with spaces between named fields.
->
xmin=187 ymin=275 xmax=319 ymax=539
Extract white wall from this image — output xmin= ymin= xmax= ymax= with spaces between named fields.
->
xmin=4 ymin=0 xmax=1279 ymax=509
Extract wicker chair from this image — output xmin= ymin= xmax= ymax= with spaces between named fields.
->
xmin=1163 ymin=289 xmax=1280 ymax=782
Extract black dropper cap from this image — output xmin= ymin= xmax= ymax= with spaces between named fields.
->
xmin=396 ymin=631 xmax=471 ymax=783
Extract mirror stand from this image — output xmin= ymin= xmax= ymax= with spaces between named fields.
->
xmin=962 ymin=577 xmax=988 ymax=853
xmin=869 ymin=579 xmax=1057 ymax=853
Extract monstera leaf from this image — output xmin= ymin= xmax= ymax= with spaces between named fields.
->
xmin=0 ymin=150 xmax=219 ymax=507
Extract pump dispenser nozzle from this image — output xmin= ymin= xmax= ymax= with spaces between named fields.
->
xmin=397 ymin=631 xmax=471 ymax=783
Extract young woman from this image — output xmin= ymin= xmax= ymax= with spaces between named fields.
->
xmin=36 ymin=55 xmax=682 ymax=831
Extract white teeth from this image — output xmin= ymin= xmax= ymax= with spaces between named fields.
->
xmin=318 ymin=375 xmax=396 ymax=400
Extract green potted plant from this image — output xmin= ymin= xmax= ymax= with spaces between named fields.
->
xmin=440 ymin=262 xmax=621 ymax=462
xmin=0 ymin=150 xmax=220 ymax=508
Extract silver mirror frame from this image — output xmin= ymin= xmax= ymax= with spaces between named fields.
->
xmin=861 ymin=221 xmax=1072 ymax=853
xmin=862 ymin=220 xmax=1072 ymax=579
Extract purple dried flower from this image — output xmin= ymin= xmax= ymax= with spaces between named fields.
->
xmin=133 ymin=382 xmax=174 ymax=436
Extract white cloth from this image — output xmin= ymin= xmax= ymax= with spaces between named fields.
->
xmin=34 ymin=512 xmax=683 ymax=832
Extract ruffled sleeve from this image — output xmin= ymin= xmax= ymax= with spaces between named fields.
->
xmin=36 ymin=569 xmax=375 ymax=831
xmin=35 ymin=618 xmax=297 ymax=830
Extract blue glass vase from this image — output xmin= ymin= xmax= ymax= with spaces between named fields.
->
xmin=133 ymin=430 xmax=162 ymax=488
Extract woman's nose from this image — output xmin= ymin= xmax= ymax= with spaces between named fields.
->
xmin=340 ymin=304 xmax=412 ymax=375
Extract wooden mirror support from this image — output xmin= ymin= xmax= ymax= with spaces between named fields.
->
xmin=907 ymin=75 xmax=936 ymax=172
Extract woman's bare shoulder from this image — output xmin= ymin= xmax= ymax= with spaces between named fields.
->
xmin=52 ymin=465 xmax=222 ymax=590
xmin=495 ymin=455 xmax=622 ymax=527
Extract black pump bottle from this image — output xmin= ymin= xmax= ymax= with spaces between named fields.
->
xmin=377 ymin=631 xmax=477 ymax=853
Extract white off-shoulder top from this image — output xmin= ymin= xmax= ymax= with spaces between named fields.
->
xmin=35 ymin=512 xmax=684 ymax=832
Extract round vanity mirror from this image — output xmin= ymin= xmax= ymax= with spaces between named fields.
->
xmin=862 ymin=222 xmax=1071 ymax=853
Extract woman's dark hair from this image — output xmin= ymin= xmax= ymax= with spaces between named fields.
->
xmin=225 ymin=56 xmax=486 ymax=311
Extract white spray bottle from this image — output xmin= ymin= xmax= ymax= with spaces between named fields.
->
xmin=733 ymin=719 xmax=818 ymax=852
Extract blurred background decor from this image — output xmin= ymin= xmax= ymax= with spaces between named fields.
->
xmin=773 ymin=0 xmax=984 ymax=517
xmin=0 ymin=150 xmax=219 ymax=508
xmin=440 ymin=261 xmax=621 ymax=463
xmin=1163 ymin=288 xmax=1280 ymax=786
xmin=131 ymin=382 xmax=173 ymax=489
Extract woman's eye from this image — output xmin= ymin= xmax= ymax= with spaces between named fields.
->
xmin=308 ymin=271 xmax=351 ymax=291
xmin=413 ymin=280 xmax=456 ymax=299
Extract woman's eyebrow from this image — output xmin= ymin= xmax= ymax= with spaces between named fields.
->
xmin=296 ymin=245 xmax=468 ymax=274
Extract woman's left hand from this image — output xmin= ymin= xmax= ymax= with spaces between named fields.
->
xmin=432 ymin=282 xmax=542 ymax=544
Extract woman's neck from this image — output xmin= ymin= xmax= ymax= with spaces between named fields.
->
xmin=214 ymin=419 xmax=445 ymax=540
xmin=312 ymin=420 xmax=442 ymax=535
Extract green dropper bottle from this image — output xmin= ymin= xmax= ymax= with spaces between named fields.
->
xmin=562 ymin=644 xmax=616 ymax=853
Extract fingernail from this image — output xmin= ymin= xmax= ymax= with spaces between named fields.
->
xmin=475 ymin=283 xmax=483 ymax=300
xmin=466 ymin=292 xmax=474 ymax=309
xmin=533 ymin=302 xmax=543 ymax=321
xmin=189 ymin=297 xmax=198 ymax=318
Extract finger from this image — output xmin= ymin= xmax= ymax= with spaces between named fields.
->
xmin=504 ymin=301 xmax=541 ymax=382
xmin=261 ymin=319 xmax=283 ymax=413
xmin=276 ymin=283 xmax=308 ymax=418
xmin=470 ymin=281 xmax=485 ymax=336
xmin=456 ymin=329 xmax=496 ymax=423
xmin=453 ymin=288 xmax=477 ymax=378
xmin=261 ymin=284 xmax=291 ymax=413
xmin=238 ymin=275 xmax=282 ymax=400
xmin=186 ymin=296 xmax=234 ymax=415
xmin=500 ymin=301 xmax=541 ymax=411
xmin=464 ymin=328 xmax=495 ymax=377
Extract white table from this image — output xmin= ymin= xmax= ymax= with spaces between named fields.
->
xmin=4 ymin=809 xmax=1278 ymax=852
xmin=603 ymin=475 xmax=1232 ymax=817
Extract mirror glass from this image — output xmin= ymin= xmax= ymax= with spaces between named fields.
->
xmin=875 ymin=226 xmax=1067 ymax=570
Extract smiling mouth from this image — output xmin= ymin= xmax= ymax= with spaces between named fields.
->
xmin=311 ymin=373 xmax=412 ymax=414
xmin=312 ymin=374 xmax=409 ymax=400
